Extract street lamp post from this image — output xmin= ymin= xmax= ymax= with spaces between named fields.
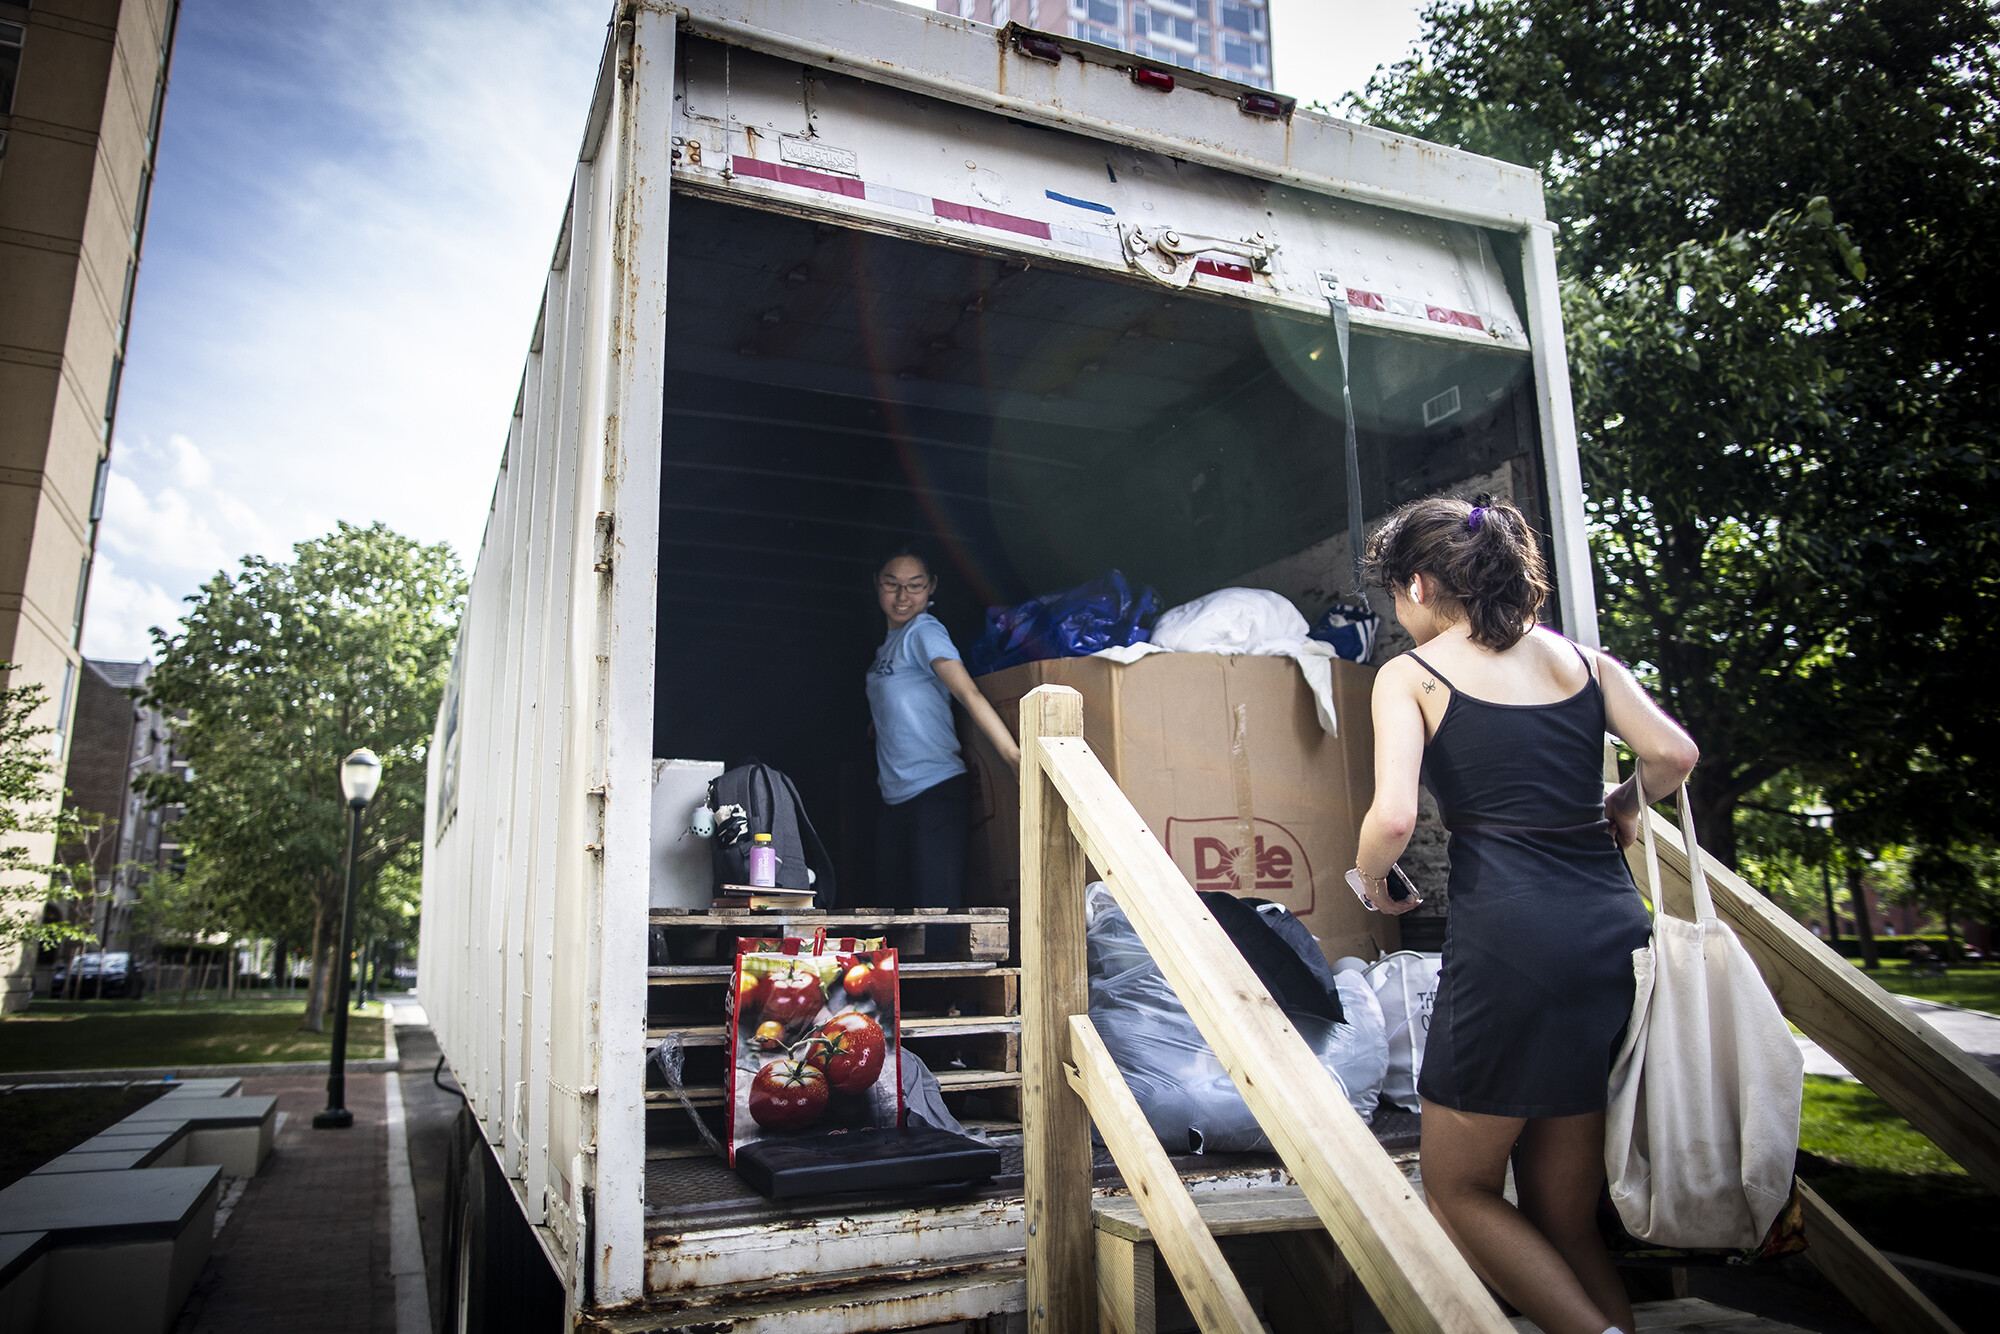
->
xmin=315 ymin=748 xmax=381 ymax=1130
xmin=1806 ymin=805 xmax=1839 ymax=945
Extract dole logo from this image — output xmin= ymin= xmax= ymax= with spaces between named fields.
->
xmin=1163 ymin=817 xmax=1315 ymax=915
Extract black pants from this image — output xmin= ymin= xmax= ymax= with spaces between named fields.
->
xmin=875 ymin=773 xmax=970 ymax=911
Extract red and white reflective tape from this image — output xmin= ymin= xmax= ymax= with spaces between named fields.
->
xmin=1344 ymin=286 xmax=1485 ymax=333
xmin=733 ymin=156 xmax=1055 ymax=240
xmin=727 ymin=156 xmax=1488 ymax=326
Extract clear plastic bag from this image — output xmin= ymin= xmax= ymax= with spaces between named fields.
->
xmin=1085 ymin=884 xmax=1389 ymax=1153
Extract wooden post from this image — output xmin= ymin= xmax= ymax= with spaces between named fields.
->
xmin=1069 ymin=1015 xmax=1264 ymax=1334
xmin=1020 ymin=686 xmax=1093 ymax=1334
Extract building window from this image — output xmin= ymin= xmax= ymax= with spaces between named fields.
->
xmin=101 ymin=355 xmax=122 ymax=441
xmin=130 ymin=165 xmax=153 ymax=250
xmin=0 ymin=22 xmax=22 ymax=116
xmin=115 ymin=259 xmax=137 ymax=345
xmin=56 ymin=662 xmax=76 ymax=741
xmin=72 ymin=555 xmax=90 ymax=637
xmin=90 ymin=455 xmax=110 ymax=524
xmin=1222 ymin=35 xmax=1267 ymax=70
xmin=1218 ymin=0 xmax=1264 ymax=37
xmin=1145 ymin=8 xmax=1198 ymax=46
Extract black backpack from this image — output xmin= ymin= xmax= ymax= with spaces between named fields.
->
xmin=708 ymin=763 xmax=837 ymax=905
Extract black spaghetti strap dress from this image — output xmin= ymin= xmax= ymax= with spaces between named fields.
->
xmin=1405 ymin=641 xmax=1652 ymax=1119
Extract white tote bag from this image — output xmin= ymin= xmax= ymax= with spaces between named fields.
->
xmin=1604 ymin=786 xmax=1802 ymax=1248
xmin=1364 ymin=951 xmax=1442 ymax=1113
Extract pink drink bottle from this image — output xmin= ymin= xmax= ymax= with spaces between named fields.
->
xmin=748 ymin=833 xmax=777 ymax=888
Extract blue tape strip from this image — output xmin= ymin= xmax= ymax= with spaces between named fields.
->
xmin=1044 ymin=189 xmax=1115 ymax=215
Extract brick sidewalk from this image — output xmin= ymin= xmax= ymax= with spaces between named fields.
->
xmin=171 ymin=1072 xmax=397 ymax=1332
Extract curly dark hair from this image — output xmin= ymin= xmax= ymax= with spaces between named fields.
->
xmin=1363 ymin=496 xmax=1550 ymax=651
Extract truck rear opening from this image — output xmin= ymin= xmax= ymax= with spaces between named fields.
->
xmin=656 ymin=191 xmax=1551 ymax=893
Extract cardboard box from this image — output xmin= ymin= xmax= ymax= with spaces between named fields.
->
xmin=957 ymin=653 xmax=1396 ymax=965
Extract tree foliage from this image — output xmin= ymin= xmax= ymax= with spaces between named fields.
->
xmin=1356 ymin=0 xmax=2000 ymax=867
xmin=0 ymin=665 xmax=97 ymax=953
xmin=137 ymin=524 xmax=465 ymax=1021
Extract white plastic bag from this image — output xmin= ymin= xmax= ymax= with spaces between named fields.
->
xmin=1604 ymin=788 xmax=1802 ymax=1248
xmin=1365 ymin=951 xmax=1442 ymax=1113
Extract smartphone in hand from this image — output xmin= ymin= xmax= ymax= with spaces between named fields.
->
xmin=1346 ymin=864 xmax=1422 ymax=915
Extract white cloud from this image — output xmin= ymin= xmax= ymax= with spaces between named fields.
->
xmin=168 ymin=433 xmax=211 ymax=489
xmin=80 ymin=555 xmax=188 ymax=663
xmin=102 ymin=0 xmax=607 ymax=632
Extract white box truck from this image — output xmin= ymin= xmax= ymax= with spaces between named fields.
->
xmin=418 ymin=2 xmax=1592 ymax=1327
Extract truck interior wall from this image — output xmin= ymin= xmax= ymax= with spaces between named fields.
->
xmin=653 ymin=194 xmax=1546 ymax=907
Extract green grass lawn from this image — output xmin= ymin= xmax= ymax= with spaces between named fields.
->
xmin=0 ymin=996 xmax=386 ymax=1072
xmin=1800 ymin=1074 xmax=1963 ymax=1175
xmin=1798 ymin=1074 xmax=2000 ymax=1274
xmin=1853 ymin=959 xmax=2000 ymax=1014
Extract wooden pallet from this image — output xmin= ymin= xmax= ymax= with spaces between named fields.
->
xmin=648 ymin=906 xmax=1010 ymax=962
xmin=646 ymin=909 xmax=1025 ymax=1139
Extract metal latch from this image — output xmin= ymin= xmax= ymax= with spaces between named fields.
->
xmin=1119 ymin=224 xmax=1276 ymax=289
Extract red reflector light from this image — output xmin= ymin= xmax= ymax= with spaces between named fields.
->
xmin=1240 ymin=92 xmax=1285 ymax=117
xmin=1015 ymin=33 xmax=1062 ymax=63
xmin=1134 ymin=67 xmax=1174 ymax=92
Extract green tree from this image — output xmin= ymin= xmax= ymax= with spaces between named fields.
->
xmin=138 ymin=524 xmax=465 ymax=1030
xmin=1356 ymin=0 xmax=2000 ymax=867
xmin=0 ymin=664 xmax=97 ymax=956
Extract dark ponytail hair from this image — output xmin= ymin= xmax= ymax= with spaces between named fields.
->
xmin=1363 ymin=496 xmax=1549 ymax=650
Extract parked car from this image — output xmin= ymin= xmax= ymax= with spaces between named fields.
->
xmin=50 ymin=951 xmax=144 ymax=998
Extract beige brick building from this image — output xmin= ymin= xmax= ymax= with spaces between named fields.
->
xmin=0 ymin=0 xmax=179 ymax=1009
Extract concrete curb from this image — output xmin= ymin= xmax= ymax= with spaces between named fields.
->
xmin=0 ymin=1013 xmax=401 ymax=1085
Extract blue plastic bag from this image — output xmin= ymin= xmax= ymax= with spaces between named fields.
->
xmin=1308 ymin=603 xmax=1380 ymax=665
xmin=966 ymin=570 xmax=1161 ymax=676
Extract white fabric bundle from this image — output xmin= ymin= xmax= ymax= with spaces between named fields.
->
xmin=1106 ymin=588 xmax=1343 ymax=735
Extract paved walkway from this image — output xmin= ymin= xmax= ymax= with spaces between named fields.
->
xmin=169 ymin=1073 xmax=398 ymax=1332
xmin=169 ymin=1000 xmax=447 ymax=1333
xmin=1798 ymin=996 xmax=2000 ymax=1078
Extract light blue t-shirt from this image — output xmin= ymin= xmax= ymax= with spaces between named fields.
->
xmin=867 ymin=613 xmax=967 ymax=805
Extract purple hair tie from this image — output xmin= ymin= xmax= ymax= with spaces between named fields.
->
xmin=1467 ymin=506 xmax=1487 ymax=532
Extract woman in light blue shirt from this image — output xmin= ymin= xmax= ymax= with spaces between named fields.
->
xmin=867 ymin=548 xmax=1020 ymax=909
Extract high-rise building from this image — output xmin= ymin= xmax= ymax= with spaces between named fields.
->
xmin=0 ymin=0 xmax=180 ymax=1010
xmin=935 ymin=0 xmax=1274 ymax=90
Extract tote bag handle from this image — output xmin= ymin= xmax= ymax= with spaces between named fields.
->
xmin=1638 ymin=781 xmax=1714 ymax=924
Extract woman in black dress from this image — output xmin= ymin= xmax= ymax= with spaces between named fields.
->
xmin=1353 ymin=497 xmax=1698 ymax=1334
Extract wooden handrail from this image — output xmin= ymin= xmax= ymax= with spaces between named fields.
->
xmin=1020 ymin=686 xmax=1512 ymax=1334
xmin=1067 ymin=1015 xmax=1264 ymax=1334
xmin=1633 ymin=810 xmax=2000 ymax=1197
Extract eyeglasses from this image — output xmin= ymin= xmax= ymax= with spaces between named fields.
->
xmin=877 ymin=578 xmax=933 ymax=595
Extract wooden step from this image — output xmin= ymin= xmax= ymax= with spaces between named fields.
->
xmin=1093 ymin=1184 xmax=1320 ymax=1242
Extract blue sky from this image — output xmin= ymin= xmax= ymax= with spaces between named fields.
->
xmin=83 ymin=0 xmax=1429 ymax=661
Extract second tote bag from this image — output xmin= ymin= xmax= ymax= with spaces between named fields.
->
xmin=1604 ymin=785 xmax=1803 ymax=1249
